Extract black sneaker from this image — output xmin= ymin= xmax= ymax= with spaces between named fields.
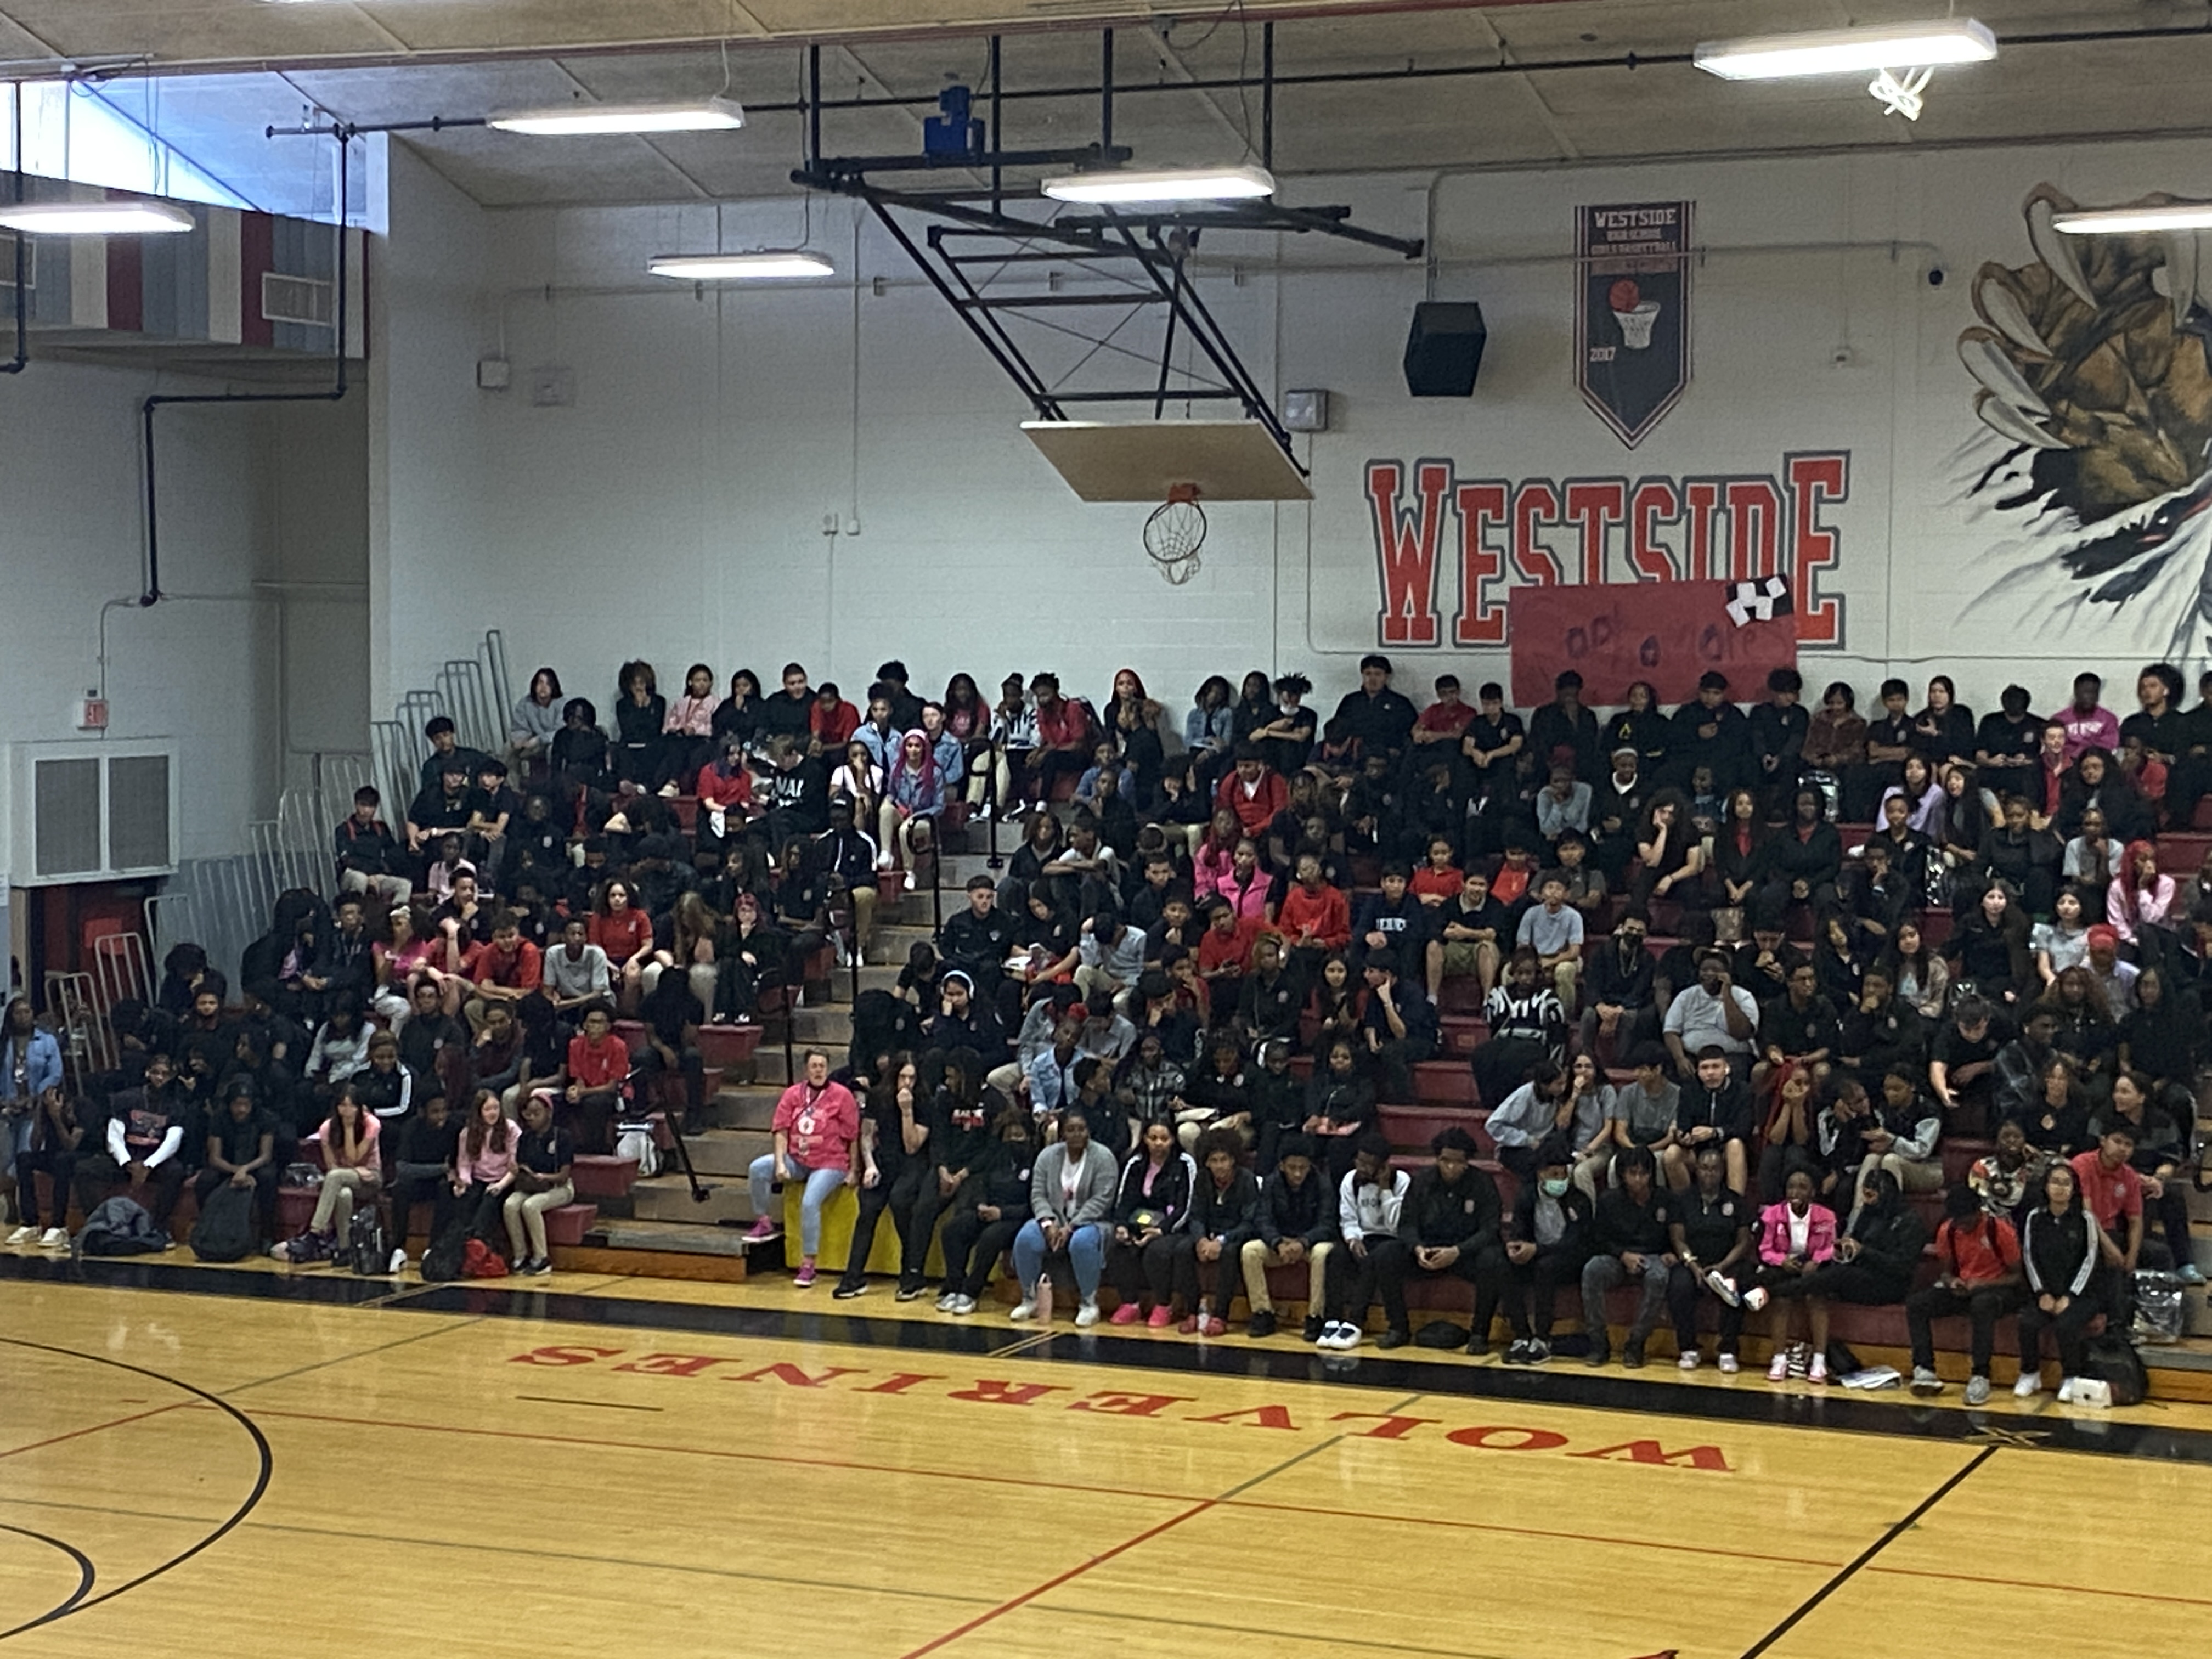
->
xmin=1465 ymin=1335 xmax=1489 ymax=1357
xmin=832 ymin=1280 xmax=868 ymax=1300
xmin=1528 ymin=1339 xmax=1551 ymax=1365
xmin=1301 ymin=1314 xmax=1325 ymax=1342
xmin=1375 ymin=1327 xmax=1412 ymax=1350
xmin=895 ymin=1282 xmax=928 ymax=1303
xmin=521 ymin=1256 xmax=551 ymax=1277
xmin=1623 ymin=1343 xmax=1646 ymax=1369
xmin=1585 ymin=1344 xmax=1611 ymax=1368
xmin=1500 ymin=1339 xmax=1531 ymax=1366
xmin=1247 ymin=1310 xmax=1277 ymax=1339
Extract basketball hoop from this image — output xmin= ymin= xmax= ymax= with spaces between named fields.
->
xmin=1143 ymin=482 xmax=1206 ymax=584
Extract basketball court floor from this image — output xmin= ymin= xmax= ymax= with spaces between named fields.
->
xmin=4 ymin=1257 xmax=2209 ymax=1657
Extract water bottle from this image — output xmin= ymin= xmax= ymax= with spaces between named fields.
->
xmin=1035 ymin=1271 xmax=1054 ymax=1324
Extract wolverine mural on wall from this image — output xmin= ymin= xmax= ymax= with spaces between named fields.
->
xmin=1963 ymin=184 xmax=2212 ymax=664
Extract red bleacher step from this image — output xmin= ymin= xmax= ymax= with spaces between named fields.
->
xmin=543 ymin=1203 xmax=599 ymax=1247
xmin=571 ymin=1154 xmax=641 ymax=1199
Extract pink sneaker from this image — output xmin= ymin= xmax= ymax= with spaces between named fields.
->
xmin=744 ymin=1217 xmax=779 ymax=1242
xmin=793 ymin=1258 xmax=817 ymax=1288
xmin=1808 ymin=1353 xmax=1828 ymax=1385
xmin=1176 ymin=1313 xmax=1198 ymax=1334
xmin=1110 ymin=1301 xmax=1142 ymax=1325
xmin=1146 ymin=1304 xmax=1175 ymax=1329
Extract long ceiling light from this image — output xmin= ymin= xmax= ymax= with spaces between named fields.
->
xmin=2053 ymin=202 xmax=2212 ymax=234
xmin=489 ymin=97 xmax=745 ymax=135
xmin=0 ymin=199 xmax=195 ymax=235
xmin=1694 ymin=19 xmax=1996 ymax=80
xmin=647 ymin=251 xmax=836 ymax=280
xmin=1041 ymin=163 xmax=1275 ymax=204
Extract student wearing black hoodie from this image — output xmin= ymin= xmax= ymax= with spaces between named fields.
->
xmin=1374 ymin=1126 xmax=1506 ymax=1353
xmin=1245 ymin=1038 xmax=1307 ymax=1176
xmin=2014 ymin=1160 xmax=2106 ymax=1399
xmin=1105 ymin=1121 xmax=1199 ymax=1325
xmin=385 ymin=1089 xmax=459 ymax=1270
xmin=1183 ymin=1128 xmax=1263 ymax=1335
xmin=937 ymin=1108 xmax=1036 ymax=1316
xmin=1664 ymin=1046 xmax=1754 ymax=1196
xmin=833 ymin=1056 xmax=927 ymax=1301
xmin=1239 ymin=1132 xmax=1338 ymax=1340
xmin=1500 ymin=1136 xmax=1593 ymax=1365
xmin=904 ymin=1047 xmax=1003 ymax=1299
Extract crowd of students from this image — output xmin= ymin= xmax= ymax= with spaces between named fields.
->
xmin=2 ymin=652 xmax=2202 ymax=1392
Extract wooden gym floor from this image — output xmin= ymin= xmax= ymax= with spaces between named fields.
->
xmin=3 ymin=1254 xmax=2210 ymax=1658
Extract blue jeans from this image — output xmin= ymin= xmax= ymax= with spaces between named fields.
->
xmin=748 ymin=1154 xmax=847 ymax=1256
xmin=1012 ymin=1218 xmax=1108 ymax=1299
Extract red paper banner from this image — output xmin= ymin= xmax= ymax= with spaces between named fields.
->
xmin=1509 ymin=579 xmax=1797 ymax=706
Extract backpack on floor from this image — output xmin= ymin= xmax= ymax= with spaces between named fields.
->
xmin=188 ymin=1182 xmax=257 ymax=1263
xmin=614 ymin=1121 xmax=661 ymax=1178
xmin=420 ymin=1216 xmax=470 ymax=1283
xmin=348 ymin=1206 xmax=389 ymax=1276
xmin=2130 ymin=1271 xmax=2186 ymax=1345
xmin=2083 ymin=1332 xmax=2148 ymax=1407
xmin=461 ymin=1237 xmax=509 ymax=1279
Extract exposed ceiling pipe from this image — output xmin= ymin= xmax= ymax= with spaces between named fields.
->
xmin=3 ymin=93 xmax=25 ymax=374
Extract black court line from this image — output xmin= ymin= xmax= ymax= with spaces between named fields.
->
xmin=515 ymin=1395 xmax=664 ymax=1412
xmin=0 ymin=1338 xmax=272 ymax=1643
xmin=0 ymin=1523 xmax=95 ymax=1630
xmin=12 ymin=1255 xmax=2212 ymax=1468
xmin=1739 ymin=1444 xmax=1999 ymax=1657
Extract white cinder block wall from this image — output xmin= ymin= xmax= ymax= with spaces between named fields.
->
xmin=363 ymin=132 xmax=2212 ymax=728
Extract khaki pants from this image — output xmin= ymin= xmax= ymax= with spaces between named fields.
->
xmin=504 ymin=1181 xmax=575 ymax=1261
xmin=311 ymin=1167 xmax=381 ymax=1246
xmin=1239 ymin=1237 xmax=1335 ymax=1314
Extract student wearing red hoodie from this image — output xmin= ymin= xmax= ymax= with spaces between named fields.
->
xmin=1277 ymin=851 xmax=1351 ymax=969
xmin=743 ymin=1049 xmax=861 ymax=1286
xmin=1215 ymin=746 xmax=1289 ymax=838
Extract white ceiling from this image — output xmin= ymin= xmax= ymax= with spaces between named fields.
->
xmin=13 ymin=1 xmax=2212 ymax=212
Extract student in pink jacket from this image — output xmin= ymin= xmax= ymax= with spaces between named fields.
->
xmin=1739 ymin=1169 xmax=1839 ymax=1384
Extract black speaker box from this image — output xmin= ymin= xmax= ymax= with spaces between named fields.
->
xmin=1403 ymin=301 xmax=1487 ymax=397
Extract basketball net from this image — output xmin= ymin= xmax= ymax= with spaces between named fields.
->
xmin=1143 ymin=482 xmax=1206 ymax=584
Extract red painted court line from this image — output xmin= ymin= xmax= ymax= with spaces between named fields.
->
xmin=1866 ymin=1563 xmax=2212 ymax=1609
xmin=898 ymin=1500 xmax=1217 ymax=1658
xmin=0 ymin=1402 xmax=188 ymax=1462
xmin=227 ymin=1404 xmax=1821 ymax=1569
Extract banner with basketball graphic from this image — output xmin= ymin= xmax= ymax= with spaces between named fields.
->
xmin=1576 ymin=201 xmax=1693 ymax=449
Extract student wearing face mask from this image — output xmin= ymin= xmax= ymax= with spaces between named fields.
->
xmin=1499 ymin=1136 xmax=1592 ymax=1366
xmin=936 ymin=1108 xmax=1037 ymax=1316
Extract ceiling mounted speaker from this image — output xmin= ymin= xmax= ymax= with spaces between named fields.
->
xmin=1403 ymin=301 xmax=1487 ymax=397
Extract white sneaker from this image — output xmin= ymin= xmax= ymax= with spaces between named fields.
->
xmin=2056 ymin=1378 xmax=2076 ymax=1403
xmin=1965 ymin=1375 xmax=1991 ymax=1406
xmin=904 ymin=870 xmax=917 ymax=891
xmin=1678 ymin=1350 xmax=1701 ymax=1371
xmin=1705 ymin=1269 xmax=1741 ymax=1307
xmin=387 ymin=1247 xmax=408 ymax=1274
xmin=2013 ymin=1373 xmax=2043 ymax=1399
xmin=1334 ymin=1324 xmax=1362 ymax=1351
xmin=1074 ymin=1298 xmax=1101 ymax=1328
xmin=1718 ymin=1353 xmax=1740 ymax=1375
xmin=874 ymin=851 xmax=894 ymax=871
xmin=949 ymin=1294 xmax=977 ymax=1315
xmin=657 ymin=782 xmax=681 ymax=798
xmin=1910 ymin=1366 xmax=1944 ymax=1395
xmin=1010 ymin=1299 xmax=1037 ymax=1322
xmin=4 ymin=1226 xmax=34 ymax=1246
xmin=1741 ymin=1285 xmax=1769 ymax=1312
xmin=934 ymin=1290 xmax=957 ymax=1311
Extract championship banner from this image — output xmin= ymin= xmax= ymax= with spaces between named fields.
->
xmin=1508 ymin=577 xmax=1796 ymax=706
xmin=1576 ymin=201 xmax=1692 ymax=448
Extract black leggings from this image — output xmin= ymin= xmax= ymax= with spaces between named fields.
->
xmin=2017 ymin=1293 xmax=2102 ymax=1377
xmin=1109 ymin=1232 xmax=1194 ymax=1308
xmin=939 ymin=1209 xmax=1023 ymax=1299
xmin=13 ymin=1148 xmax=75 ymax=1229
xmin=837 ymin=1163 xmax=925 ymax=1290
xmin=1503 ymin=1249 xmax=1581 ymax=1340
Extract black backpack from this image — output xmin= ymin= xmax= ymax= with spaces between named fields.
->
xmin=2084 ymin=1332 xmax=2148 ymax=1407
xmin=348 ymin=1206 xmax=390 ymax=1276
xmin=188 ymin=1182 xmax=257 ymax=1263
xmin=419 ymin=1215 xmax=470 ymax=1283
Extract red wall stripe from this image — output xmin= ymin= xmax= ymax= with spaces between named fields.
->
xmin=239 ymin=211 xmax=274 ymax=348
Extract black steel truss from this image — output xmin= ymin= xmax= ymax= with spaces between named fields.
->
xmin=791 ymin=24 xmax=1421 ymax=473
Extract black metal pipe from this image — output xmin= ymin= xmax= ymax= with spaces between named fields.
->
xmin=1262 ymin=22 xmax=1275 ymax=171
xmin=1100 ymin=27 xmax=1114 ymax=155
xmin=808 ymin=43 xmax=821 ymax=170
xmin=989 ymin=35 xmax=1002 ymax=213
xmin=143 ymin=131 xmax=352 ymax=604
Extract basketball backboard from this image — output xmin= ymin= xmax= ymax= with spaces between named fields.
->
xmin=1022 ymin=420 xmax=1313 ymax=503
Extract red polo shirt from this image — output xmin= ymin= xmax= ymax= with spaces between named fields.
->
xmin=2070 ymin=1149 xmax=2142 ymax=1231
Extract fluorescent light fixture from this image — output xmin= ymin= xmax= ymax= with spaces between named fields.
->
xmin=0 ymin=199 xmax=195 ymax=235
xmin=647 ymin=251 xmax=836 ymax=280
xmin=489 ymin=97 xmax=745 ymax=136
xmin=1695 ymin=19 xmax=1995 ymax=80
xmin=1041 ymin=163 xmax=1276 ymax=205
xmin=2053 ymin=202 xmax=2212 ymax=235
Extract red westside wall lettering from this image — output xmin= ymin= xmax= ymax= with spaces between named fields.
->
xmin=1364 ymin=452 xmax=1849 ymax=652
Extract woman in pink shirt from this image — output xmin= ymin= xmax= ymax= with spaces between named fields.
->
xmin=659 ymin=662 xmax=720 ymax=796
xmin=742 ymin=1049 xmax=860 ymax=1286
xmin=304 ymin=1084 xmax=382 ymax=1256
xmin=450 ymin=1088 xmax=520 ymax=1238
xmin=2107 ymin=838 xmax=2176 ymax=950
